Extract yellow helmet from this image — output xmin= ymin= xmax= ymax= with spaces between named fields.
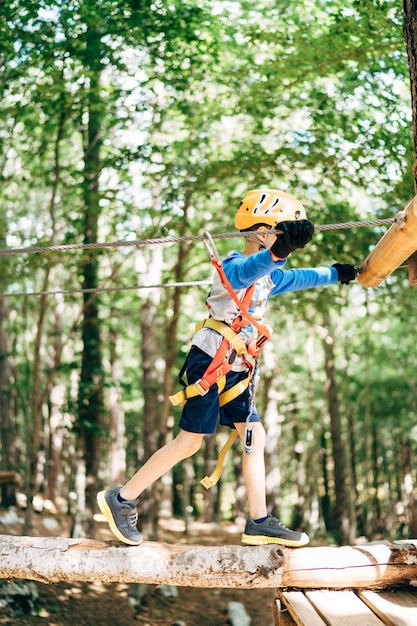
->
xmin=235 ymin=189 xmax=307 ymax=230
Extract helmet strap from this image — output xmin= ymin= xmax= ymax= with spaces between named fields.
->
xmin=242 ymin=225 xmax=275 ymax=251
xmin=244 ymin=231 xmax=264 ymax=245
xmin=263 ymin=231 xmax=276 ymax=250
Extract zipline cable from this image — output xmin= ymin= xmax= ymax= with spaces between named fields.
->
xmin=0 ymin=216 xmax=400 ymax=298
xmin=0 ymin=217 xmax=395 ymax=257
xmin=1 ymin=280 xmax=213 ymax=299
xmin=2 ymin=263 xmax=410 ymax=299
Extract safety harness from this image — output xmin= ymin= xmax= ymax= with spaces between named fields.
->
xmin=168 ymin=232 xmax=272 ymax=488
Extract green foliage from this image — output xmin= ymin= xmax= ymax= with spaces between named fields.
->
xmin=1 ymin=0 xmax=416 ymax=540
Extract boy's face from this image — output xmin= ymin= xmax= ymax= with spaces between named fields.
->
xmin=250 ymin=224 xmax=274 ymax=250
xmin=247 ymin=224 xmax=275 ymax=250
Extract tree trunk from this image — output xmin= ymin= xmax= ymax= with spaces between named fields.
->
xmin=136 ymin=244 xmax=165 ymax=538
xmin=23 ymin=278 xmax=50 ymax=535
xmin=400 ymin=438 xmax=417 ymax=538
xmin=404 ymin=0 xmax=417 ymax=175
xmin=108 ymin=324 xmax=126 ymax=487
xmin=159 ymin=200 xmax=193 ymax=519
xmin=45 ymin=299 xmax=65 ymax=503
xmin=322 ymin=313 xmax=349 ymax=544
xmin=76 ymin=27 xmax=105 ymax=538
xmin=304 ymin=330 xmax=326 ymax=536
xmin=404 ymin=0 xmax=417 ymax=280
xmin=0 ymin=270 xmax=17 ymax=507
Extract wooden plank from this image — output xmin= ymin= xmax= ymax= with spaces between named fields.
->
xmin=359 ymin=589 xmax=417 ymax=626
xmin=279 ymin=591 xmax=327 ymax=626
xmin=306 ymin=590 xmax=386 ymax=626
xmin=273 ymin=598 xmax=281 ymax=626
xmin=358 ymin=195 xmax=417 ymax=287
xmin=273 ymin=598 xmax=297 ymax=625
xmin=282 ymin=542 xmax=417 ymax=589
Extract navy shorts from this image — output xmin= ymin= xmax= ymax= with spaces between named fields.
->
xmin=178 ymin=347 xmax=260 ymax=435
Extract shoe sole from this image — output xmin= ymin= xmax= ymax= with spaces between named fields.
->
xmin=241 ymin=532 xmax=309 ymax=547
xmin=96 ymin=490 xmax=143 ymax=546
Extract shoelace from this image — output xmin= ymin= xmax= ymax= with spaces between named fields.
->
xmin=121 ymin=506 xmax=138 ymax=529
xmin=269 ymin=517 xmax=289 ymax=530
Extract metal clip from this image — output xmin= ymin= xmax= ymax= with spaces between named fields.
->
xmin=395 ymin=210 xmax=407 ymax=229
xmin=244 ymin=427 xmax=253 ymax=454
xmin=193 ymin=379 xmax=209 ymax=396
xmin=203 ymin=231 xmax=221 ymax=265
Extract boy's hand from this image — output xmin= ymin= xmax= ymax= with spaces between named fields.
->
xmin=332 ymin=263 xmax=357 ymax=284
xmin=270 ymin=220 xmax=315 ymax=259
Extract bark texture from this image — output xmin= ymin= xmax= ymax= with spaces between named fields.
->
xmin=1 ymin=536 xmax=417 ymax=589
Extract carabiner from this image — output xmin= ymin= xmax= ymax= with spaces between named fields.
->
xmin=203 ymin=231 xmax=221 ymax=265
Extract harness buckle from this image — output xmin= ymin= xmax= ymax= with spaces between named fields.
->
xmin=193 ymin=379 xmax=210 ymax=396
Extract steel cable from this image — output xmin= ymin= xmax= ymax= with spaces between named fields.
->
xmin=0 ymin=216 xmax=397 ymax=298
xmin=0 ymin=218 xmax=395 ymax=257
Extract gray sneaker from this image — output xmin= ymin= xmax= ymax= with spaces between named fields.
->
xmin=97 ymin=487 xmax=143 ymax=546
xmin=241 ymin=514 xmax=309 ymax=547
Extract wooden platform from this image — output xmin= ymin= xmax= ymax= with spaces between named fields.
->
xmin=274 ymin=587 xmax=417 ymax=625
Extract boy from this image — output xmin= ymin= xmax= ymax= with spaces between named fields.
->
xmin=97 ymin=188 xmax=356 ymax=547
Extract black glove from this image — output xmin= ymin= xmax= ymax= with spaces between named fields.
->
xmin=332 ymin=263 xmax=357 ymax=285
xmin=270 ymin=220 xmax=315 ymax=258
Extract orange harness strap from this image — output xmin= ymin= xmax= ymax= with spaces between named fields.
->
xmin=204 ymin=232 xmax=272 ymax=350
xmin=169 ymin=232 xmax=272 ymax=408
xmin=192 ymin=283 xmax=256 ymax=395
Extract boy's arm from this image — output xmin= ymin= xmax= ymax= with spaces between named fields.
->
xmin=269 ymin=266 xmax=339 ymax=295
xmin=269 ymin=263 xmax=357 ymax=293
xmin=222 ymin=249 xmax=286 ymax=289
xmin=223 ymin=250 xmax=356 ymax=293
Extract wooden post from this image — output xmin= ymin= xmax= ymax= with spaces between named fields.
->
xmin=408 ymin=250 xmax=417 ymax=285
xmin=358 ymin=196 xmax=417 ymax=287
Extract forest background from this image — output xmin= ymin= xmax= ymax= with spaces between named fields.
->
xmin=1 ymin=0 xmax=417 ymax=550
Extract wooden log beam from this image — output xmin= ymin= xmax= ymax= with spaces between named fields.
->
xmin=1 ymin=536 xmax=417 ymax=589
xmin=358 ymin=195 xmax=417 ymax=287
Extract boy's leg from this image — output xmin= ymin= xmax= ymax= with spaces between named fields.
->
xmin=97 ymin=429 xmax=204 ymax=545
xmin=234 ymin=422 xmax=268 ymax=520
xmin=120 ymin=429 xmax=204 ymax=500
xmin=234 ymin=421 xmax=309 ymax=547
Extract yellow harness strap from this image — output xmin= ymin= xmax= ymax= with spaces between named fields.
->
xmin=169 ymin=318 xmax=248 ymax=407
xmin=199 ymin=369 xmax=252 ymax=489
xmin=219 ymin=371 xmax=250 ymax=406
xmin=195 ymin=318 xmax=248 ymax=355
xmin=169 ymin=370 xmax=251 ymax=408
xmin=200 ymin=430 xmax=238 ymax=489
xmin=169 ymin=375 xmax=225 ymax=407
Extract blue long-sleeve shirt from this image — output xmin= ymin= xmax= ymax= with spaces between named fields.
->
xmin=192 ymin=248 xmax=338 ymax=368
xmin=223 ymin=248 xmax=338 ymax=292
